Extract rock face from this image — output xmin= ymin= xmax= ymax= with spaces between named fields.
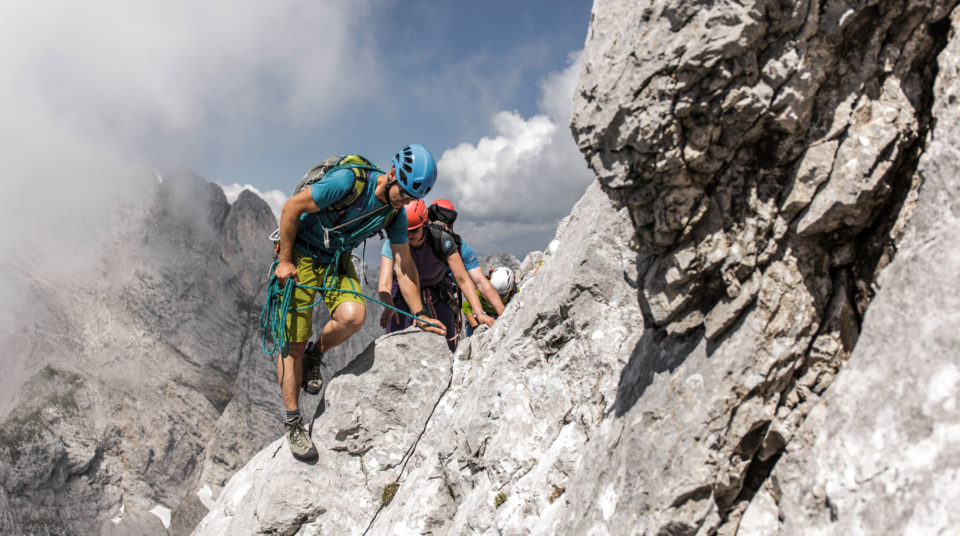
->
xmin=194 ymin=330 xmax=453 ymax=535
xmin=196 ymin=1 xmax=960 ymax=535
xmin=0 ymin=173 xmax=281 ymax=535
xmin=759 ymin=7 xmax=960 ymax=534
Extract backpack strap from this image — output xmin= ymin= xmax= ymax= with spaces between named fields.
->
xmin=324 ymin=154 xmax=383 ymax=212
xmin=327 ymin=166 xmax=370 ymax=211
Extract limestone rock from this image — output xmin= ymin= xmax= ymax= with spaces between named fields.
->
xmin=194 ymin=330 xmax=452 ymax=535
xmin=768 ymin=8 xmax=960 ymax=534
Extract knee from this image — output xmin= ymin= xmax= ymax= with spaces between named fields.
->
xmin=338 ymin=303 xmax=366 ymax=334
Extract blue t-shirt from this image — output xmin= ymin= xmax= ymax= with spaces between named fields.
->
xmin=295 ymin=168 xmax=407 ymax=263
xmin=381 ymin=235 xmax=480 ymax=271
xmin=459 ymin=241 xmax=480 ymax=271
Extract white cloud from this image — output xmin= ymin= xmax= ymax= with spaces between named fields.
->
xmin=0 ymin=0 xmax=376 ymax=302
xmin=218 ymin=183 xmax=286 ymax=224
xmin=0 ymin=1 xmax=377 ymax=177
xmin=436 ymin=51 xmax=592 ymax=250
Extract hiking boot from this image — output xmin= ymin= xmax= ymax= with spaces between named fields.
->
xmin=302 ymin=341 xmax=324 ymax=395
xmin=284 ymin=416 xmax=318 ymax=462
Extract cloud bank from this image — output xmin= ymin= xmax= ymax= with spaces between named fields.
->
xmin=436 ymin=51 xmax=593 ymax=257
xmin=0 ymin=0 xmax=377 ymax=281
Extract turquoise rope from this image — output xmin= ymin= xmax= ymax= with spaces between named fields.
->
xmin=259 ymin=257 xmax=440 ymax=357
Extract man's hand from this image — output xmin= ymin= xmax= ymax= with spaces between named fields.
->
xmin=476 ymin=312 xmax=495 ymax=328
xmin=416 ymin=316 xmax=447 ymax=336
xmin=379 ymin=298 xmax=399 ymax=328
xmin=275 ymin=260 xmax=298 ymax=284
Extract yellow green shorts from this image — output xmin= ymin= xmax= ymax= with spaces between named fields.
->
xmin=284 ymin=255 xmax=365 ymax=343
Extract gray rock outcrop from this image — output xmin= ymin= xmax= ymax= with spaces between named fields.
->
xmin=755 ymin=7 xmax=960 ymax=534
xmin=195 ymin=330 xmax=452 ymax=535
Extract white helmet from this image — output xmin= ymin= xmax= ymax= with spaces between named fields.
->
xmin=547 ymin=239 xmax=559 ymax=256
xmin=490 ymin=267 xmax=516 ymax=296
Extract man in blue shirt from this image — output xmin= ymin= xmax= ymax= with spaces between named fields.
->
xmin=274 ymin=144 xmax=445 ymax=462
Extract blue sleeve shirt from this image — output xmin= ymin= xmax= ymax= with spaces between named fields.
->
xmin=294 ymin=168 xmax=407 ymax=262
xmin=459 ymin=240 xmax=480 ymax=271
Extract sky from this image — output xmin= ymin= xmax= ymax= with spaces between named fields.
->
xmin=0 ymin=0 xmax=595 ymax=261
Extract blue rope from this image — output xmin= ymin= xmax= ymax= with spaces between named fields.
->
xmin=259 ymin=257 xmax=440 ymax=357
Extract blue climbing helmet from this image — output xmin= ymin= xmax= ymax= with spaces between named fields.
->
xmin=392 ymin=144 xmax=437 ymax=199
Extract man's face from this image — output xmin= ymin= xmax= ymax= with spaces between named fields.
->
xmin=408 ymin=225 xmax=426 ymax=248
xmin=386 ymin=167 xmax=415 ymax=209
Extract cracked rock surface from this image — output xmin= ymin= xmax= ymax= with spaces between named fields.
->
xmin=754 ymin=7 xmax=960 ymax=534
xmin=194 ymin=330 xmax=453 ymax=535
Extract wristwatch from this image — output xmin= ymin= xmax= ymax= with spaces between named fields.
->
xmin=413 ymin=309 xmax=427 ymax=318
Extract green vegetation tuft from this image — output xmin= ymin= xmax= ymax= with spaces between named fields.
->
xmin=494 ymin=492 xmax=507 ymax=508
xmin=548 ymin=486 xmax=566 ymax=503
xmin=381 ymin=482 xmax=400 ymax=506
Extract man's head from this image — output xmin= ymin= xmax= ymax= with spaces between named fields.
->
xmin=382 ymin=144 xmax=438 ymax=209
xmin=391 ymin=143 xmax=437 ymax=197
xmin=489 ymin=267 xmax=516 ymax=297
xmin=428 ymin=199 xmax=457 ymax=227
xmin=405 ymin=199 xmax=428 ymax=248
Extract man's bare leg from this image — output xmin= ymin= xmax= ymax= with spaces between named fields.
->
xmin=277 ymin=341 xmax=308 ymax=411
xmin=319 ymin=301 xmax=366 ymax=354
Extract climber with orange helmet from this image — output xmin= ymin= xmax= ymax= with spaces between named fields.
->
xmin=378 ymin=199 xmax=494 ymax=351
xmin=273 ymin=144 xmax=445 ymax=462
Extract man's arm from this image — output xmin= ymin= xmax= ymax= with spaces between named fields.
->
xmin=392 ymin=242 xmax=446 ymax=336
xmin=275 ymin=189 xmax=321 ymax=282
xmin=378 ymin=254 xmax=398 ymax=328
xmin=449 ymin=252 xmax=494 ymax=328
xmin=468 ymin=266 xmax=506 ymax=315
xmin=463 ymin=299 xmax=479 ymax=328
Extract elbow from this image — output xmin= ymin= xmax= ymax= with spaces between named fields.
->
xmin=281 ymin=199 xmax=302 ymax=223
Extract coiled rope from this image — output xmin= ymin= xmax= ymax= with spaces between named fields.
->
xmin=259 ymin=253 xmax=440 ymax=357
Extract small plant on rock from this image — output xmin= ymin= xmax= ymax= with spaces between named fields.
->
xmin=548 ymin=486 xmax=565 ymax=503
xmin=494 ymin=492 xmax=507 ymax=508
xmin=381 ymin=482 xmax=399 ymax=506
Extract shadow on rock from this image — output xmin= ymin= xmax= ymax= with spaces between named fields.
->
xmin=309 ymin=340 xmax=377 ymax=435
xmin=613 ymin=325 xmax=700 ymax=418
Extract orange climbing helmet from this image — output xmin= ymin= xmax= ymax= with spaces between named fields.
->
xmin=405 ymin=199 xmax=428 ymax=230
